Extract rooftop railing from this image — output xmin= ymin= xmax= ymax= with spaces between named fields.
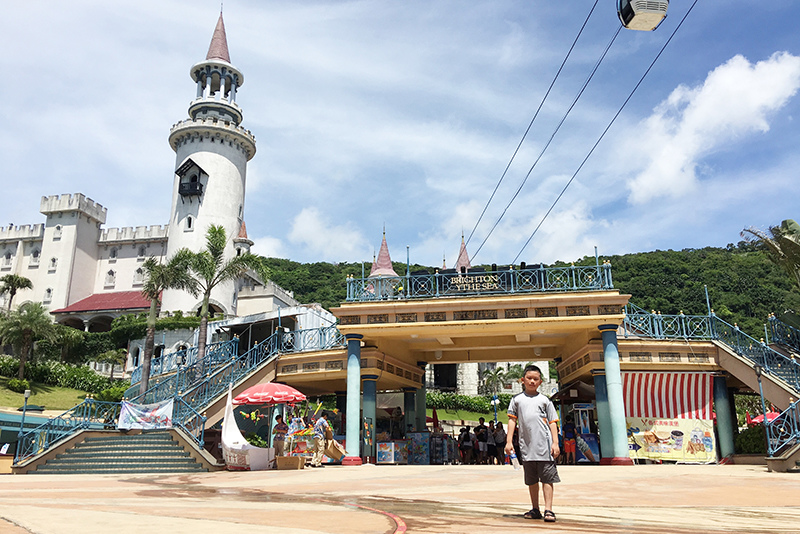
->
xmin=346 ymin=262 xmax=613 ymax=302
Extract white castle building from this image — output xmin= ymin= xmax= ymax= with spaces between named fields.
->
xmin=0 ymin=15 xmax=301 ymax=337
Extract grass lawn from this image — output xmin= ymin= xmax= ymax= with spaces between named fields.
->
xmin=0 ymin=377 xmax=90 ymax=411
xmin=427 ymin=408 xmax=508 ymax=425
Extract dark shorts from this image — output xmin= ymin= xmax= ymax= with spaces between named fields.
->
xmin=523 ymin=460 xmax=560 ymax=485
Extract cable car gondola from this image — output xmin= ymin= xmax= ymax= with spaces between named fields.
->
xmin=618 ymin=0 xmax=668 ymax=31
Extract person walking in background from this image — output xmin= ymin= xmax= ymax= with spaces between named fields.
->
xmin=310 ymin=411 xmax=330 ymax=468
xmin=474 ymin=417 xmax=489 ymax=464
xmin=487 ymin=420 xmax=498 ymax=464
xmin=562 ymin=415 xmax=577 ymax=465
xmin=458 ymin=427 xmax=474 ymax=464
xmin=505 ymin=364 xmax=561 ymax=523
xmin=494 ymin=422 xmax=507 ymax=465
xmin=272 ymin=414 xmax=289 ymax=457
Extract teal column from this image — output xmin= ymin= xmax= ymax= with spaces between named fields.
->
xmin=403 ymin=387 xmax=417 ymax=435
xmin=598 ymin=324 xmax=633 ymax=465
xmin=415 ymin=362 xmax=428 ymax=431
xmin=592 ymin=372 xmax=614 ymax=461
xmin=713 ymin=375 xmax=735 ymax=459
xmin=362 ymin=375 xmax=378 ymax=462
xmin=343 ymin=334 xmax=363 ymax=465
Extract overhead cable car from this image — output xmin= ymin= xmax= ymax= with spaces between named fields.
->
xmin=618 ymin=0 xmax=668 ymax=31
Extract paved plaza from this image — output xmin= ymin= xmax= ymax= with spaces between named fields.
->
xmin=0 ymin=463 xmax=798 ymax=533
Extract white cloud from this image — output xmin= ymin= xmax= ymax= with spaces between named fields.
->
xmin=288 ymin=208 xmax=370 ymax=262
xmin=627 ymin=52 xmax=800 ymax=204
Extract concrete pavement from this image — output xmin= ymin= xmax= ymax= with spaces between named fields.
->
xmin=0 ymin=463 xmax=798 ymax=533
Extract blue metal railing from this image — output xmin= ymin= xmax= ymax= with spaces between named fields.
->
xmin=15 ymin=325 xmax=344 ymax=465
xmin=129 ymin=339 xmax=237 ymax=387
xmin=768 ymin=314 xmax=800 ymax=355
xmin=623 ymin=304 xmax=800 ymax=455
xmin=346 ymin=262 xmax=613 ymax=302
xmin=14 ymin=399 xmax=121 ymax=465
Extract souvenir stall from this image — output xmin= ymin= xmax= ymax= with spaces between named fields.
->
xmin=376 ymin=405 xmax=410 ymax=464
xmin=222 ymin=382 xmax=307 ymax=470
xmin=624 ymin=372 xmax=716 ymax=464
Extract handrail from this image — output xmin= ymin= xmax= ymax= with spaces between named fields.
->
xmin=768 ymin=314 xmax=800 ymax=355
xmin=346 ymin=262 xmax=613 ymax=302
xmin=125 ymin=339 xmax=239 ymax=400
xmin=14 ymin=399 xmax=121 ymax=465
xmin=173 ymin=396 xmax=207 ymax=448
xmin=623 ymin=304 xmax=800 ymax=455
xmin=129 ymin=339 xmax=234 ymax=387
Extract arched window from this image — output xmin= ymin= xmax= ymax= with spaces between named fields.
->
xmin=49 ymin=257 xmax=58 ymax=270
xmin=109 ymin=247 xmax=118 ymax=262
xmin=186 ymin=216 xmax=193 ymax=230
xmin=105 ymin=269 xmax=116 ymax=287
xmin=30 ymin=249 xmax=40 ymax=265
xmin=133 ymin=268 xmax=144 ymax=285
xmin=2 ymin=251 xmax=11 ymax=267
xmin=137 ymin=246 xmax=147 ymax=259
xmin=43 ymin=288 xmax=53 ymax=303
xmin=53 ymin=225 xmax=62 ymax=239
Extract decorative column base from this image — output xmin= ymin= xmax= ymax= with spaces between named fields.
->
xmin=342 ymin=456 xmax=363 ymax=466
xmin=599 ymin=457 xmax=634 ymax=465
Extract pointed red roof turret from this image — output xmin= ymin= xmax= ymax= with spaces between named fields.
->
xmin=237 ymin=221 xmax=249 ymax=239
xmin=369 ymin=231 xmax=399 ymax=278
xmin=206 ymin=13 xmax=231 ymax=63
xmin=455 ymin=233 xmax=471 ymax=272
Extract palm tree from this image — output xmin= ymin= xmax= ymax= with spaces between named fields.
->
xmin=742 ymin=219 xmax=800 ymax=291
xmin=187 ymin=225 xmax=267 ymax=363
xmin=96 ymin=348 xmax=128 ymax=381
xmin=0 ymin=302 xmax=56 ymax=379
xmin=480 ymin=366 xmax=507 ymax=396
xmin=0 ymin=274 xmax=33 ymax=314
xmin=52 ymin=323 xmax=85 ymax=363
xmin=139 ymin=250 xmax=198 ymax=395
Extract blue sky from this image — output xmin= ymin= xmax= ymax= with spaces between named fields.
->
xmin=3 ymin=1 xmax=800 ymax=267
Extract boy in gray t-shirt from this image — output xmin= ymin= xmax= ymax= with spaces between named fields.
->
xmin=505 ymin=364 xmax=560 ymax=523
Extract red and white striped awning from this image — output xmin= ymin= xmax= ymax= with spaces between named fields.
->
xmin=622 ymin=372 xmax=713 ymax=420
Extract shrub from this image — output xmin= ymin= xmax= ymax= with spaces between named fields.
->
xmin=0 ymin=355 xmax=19 ymax=377
xmin=7 ymin=378 xmax=30 ymax=394
xmin=734 ymin=425 xmax=767 ymax=455
xmin=95 ymin=381 xmax=131 ymax=403
xmin=426 ymin=391 xmax=492 ymax=414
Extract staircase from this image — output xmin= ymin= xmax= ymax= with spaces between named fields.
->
xmin=32 ymin=432 xmax=207 ymax=474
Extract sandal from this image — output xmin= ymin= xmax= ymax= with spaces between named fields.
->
xmin=523 ymin=508 xmax=542 ymax=520
xmin=544 ymin=510 xmax=556 ymax=523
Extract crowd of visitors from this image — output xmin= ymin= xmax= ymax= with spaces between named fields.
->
xmin=457 ymin=417 xmax=508 ymax=465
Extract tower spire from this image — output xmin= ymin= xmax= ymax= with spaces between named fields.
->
xmin=206 ymin=12 xmax=231 ymax=63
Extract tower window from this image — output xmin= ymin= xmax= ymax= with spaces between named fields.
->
xmin=43 ymin=288 xmax=53 ymax=303
xmin=30 ymin=249 xmax=40 ymax=266
xmin=105 ymin=270 xmax=116 ymax=287
xmin=109 ymin=248 xmax=118 ymax=262
xmin=48 ymin=257 xmax=58 ymax=271
xmin=138 ymin=246 xmax=147 ymax=259
xmin=185 ymin=216 xmax=194 ymax=232
xmin=53 ymin=225 xmax=62 ymax=240
xmin=133 ymin=268 xmax=144 ymax=285
xmin=2 ymin=251 xmax=12 ymax=268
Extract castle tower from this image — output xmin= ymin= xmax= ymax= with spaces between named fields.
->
xmin=162 ymin=13 xmax=257 ymax=316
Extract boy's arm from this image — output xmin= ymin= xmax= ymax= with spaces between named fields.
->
xmin=549 ymin=420 xmax=560 ymax=459
xmin=504 ymin=418 xmax=516 ymax=455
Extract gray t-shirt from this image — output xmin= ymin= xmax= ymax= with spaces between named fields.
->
xmin=507 ymin=391 xmax=558 ymax=461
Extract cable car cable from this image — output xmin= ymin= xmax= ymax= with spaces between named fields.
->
xmin=465 ymin=0 xmax=600 ymax=249
xmin=471 ymin=24 xmax=622 ymax=262
xmin=511 ymin=0 xmax=700 ymax=264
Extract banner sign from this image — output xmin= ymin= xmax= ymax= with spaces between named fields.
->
xmin=118 ymin=399 xmax=174 ymax=430
xmin=627 ymin=417 xmax=715 ymax=463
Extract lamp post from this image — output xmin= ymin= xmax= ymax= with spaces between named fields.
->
xmin=490 ymin=395 xmax=500 ymax=423
xmin=18 ymin=389 xmax=31 ymax=440
xmin=753 ymin=365 xmax=771 ymax=455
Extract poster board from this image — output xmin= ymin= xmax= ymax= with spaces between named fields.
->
xmin=627 ymin=417 xmax=715 ymax=463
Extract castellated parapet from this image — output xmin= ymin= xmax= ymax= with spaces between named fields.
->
xmin=168 ymin=117 xmax=256 ymax=161
xmin=0 ymin=224 xmax=45 ymax=242
xmin=100 ymin=225 xmax=169 ymax=244
xmin=40 ymin=193 xmax=107 ymax=224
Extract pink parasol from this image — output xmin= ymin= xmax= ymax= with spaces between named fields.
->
xmin=233 ymin=382 xmax=307 ymax=406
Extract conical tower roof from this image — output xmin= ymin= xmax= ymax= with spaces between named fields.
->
xmin=369 ymin=231 xmax=399 ymax=278
xmin=206 ymin=13 xmax=231 ymax=63
xmin=455 ymin=233 xmax=471 ymax=272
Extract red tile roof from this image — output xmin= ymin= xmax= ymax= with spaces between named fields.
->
xmin=51 ymin=291 xmax=153 ymax=314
